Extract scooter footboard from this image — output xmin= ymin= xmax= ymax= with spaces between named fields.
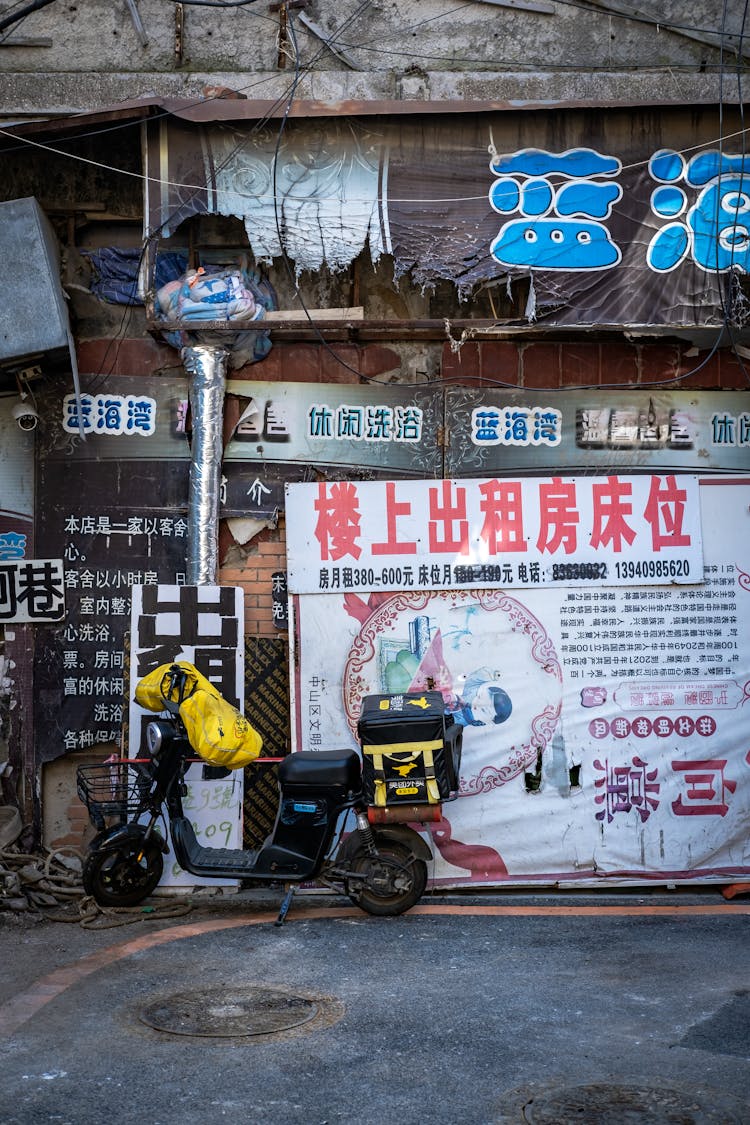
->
xmin=171 ymin=816 xmax=260 ymax=876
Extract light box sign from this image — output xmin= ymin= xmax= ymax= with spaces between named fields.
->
xmin=444 ymin=390 xmax=750 ymax=476
xmin=285 ymin=475 xmax=704 ymax=595
xmin=224 ymin=380 xmax=442 ymax=474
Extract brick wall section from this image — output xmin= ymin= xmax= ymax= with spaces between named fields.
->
xmin=440 ymin=339 xmax=747 ymax=389
xmin=220 ymin=523 xmax=288 ymax=640
xmin=78 ymin=335 xmax=747 ymax=389
xmin=43 ymin=747 xmax=117 ymax=851
xmin=77 ymin=339 xmax=401 ymax=382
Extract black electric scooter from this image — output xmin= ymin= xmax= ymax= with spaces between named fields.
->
xmin=76 ymin=667 xmax=435 ymax=925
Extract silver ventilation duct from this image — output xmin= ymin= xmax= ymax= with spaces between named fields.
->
xmin=182 ymin=344 xmax=228 ymax=585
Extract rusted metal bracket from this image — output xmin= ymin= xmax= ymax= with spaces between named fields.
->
xmin=269 ymin=0 xmax=308 ymax=68
xmin=175 ymin=1 xmax=184 ymax=65
xmin=296 ymin=10 xmax=362 ymax=69
xmin=268 ymin=0 xmax=307 ymax=10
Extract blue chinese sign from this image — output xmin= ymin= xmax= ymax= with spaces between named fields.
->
xmin=225 ymin=380 xmax=441 ymax=474
xmin=63 ymin=392 xmax=157 ymax=436
xmin=445 ymin=390 xmax=750 ymax=476
xmin=149 ymin=107 xmax=750 ymax=327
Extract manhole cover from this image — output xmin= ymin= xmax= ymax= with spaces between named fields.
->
xmin=522 ymin=1083 xmax=745 ymax=1124
xmin=139 ymin=986 xmax=321 ymax=1038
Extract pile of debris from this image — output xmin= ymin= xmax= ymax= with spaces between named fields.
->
xmin=0 ymin=806 xmax=83 ymax=916
xmin=0 ymin=807 xmax=193 ymax=928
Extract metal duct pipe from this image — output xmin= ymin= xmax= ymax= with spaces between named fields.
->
xmin=182 ymin=344 xmax=228 ymax=585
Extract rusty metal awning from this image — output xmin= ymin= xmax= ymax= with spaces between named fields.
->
xmin=0 ymin=91 xmax=728 ymax=143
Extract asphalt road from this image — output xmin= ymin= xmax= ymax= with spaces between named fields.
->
xmin=1 ymin=887 xmax=750 ymax=1124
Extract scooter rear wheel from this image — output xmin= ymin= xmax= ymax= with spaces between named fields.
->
xmin=82 ymin=841 xmax=164 ymax=907
xmin=347 ymin=840 xmax=427 ymax=916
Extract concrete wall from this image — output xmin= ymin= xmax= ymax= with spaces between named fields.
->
xmin=0 ymin=0 xmax=743 ymax=118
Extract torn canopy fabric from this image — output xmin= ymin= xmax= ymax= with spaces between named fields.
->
xmin=143 ymin=105 xmax=750 ymax=329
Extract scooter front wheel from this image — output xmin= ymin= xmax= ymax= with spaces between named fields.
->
xmin=347 ymin=840 xmax=427 ymax=917
xmin=83 ymin=841 xmax=164 ymax=907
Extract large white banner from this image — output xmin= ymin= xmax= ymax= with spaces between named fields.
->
xmin=286 ymin=475 xmax=703 ymax=595
xmin=289 ymin=478 xmax=750 ymax=888
xmin=129 ymin=585 xmax=245 ymax=891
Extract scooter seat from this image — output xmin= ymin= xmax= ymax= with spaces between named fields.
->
xmin=279 ymin=749 xmax=361 ymax=791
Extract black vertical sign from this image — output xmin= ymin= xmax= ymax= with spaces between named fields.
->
xmin=34 ymin=459 xmax=189 ymax=762
xmin=271 ymin=571 xmax=288 ymax=630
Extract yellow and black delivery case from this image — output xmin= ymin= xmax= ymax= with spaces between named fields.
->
xmin=357 ymin=691 xmax=462 ymax=807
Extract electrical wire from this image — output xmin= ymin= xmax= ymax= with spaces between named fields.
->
xmin=73 ymin=0 xmax=377 ymax=388
xmin=93 ymin=0 xmax=378 ymax=385
xmin=0 ymin=0 xmax=54 ymax=33
xmin=0 ymin=0 xmax=742 ymax=152
xmin=9 ymin=125 xmax=749 ymax=390
xmin=166 ymin=0 xmax=258 ymax=5
xmin=264 ymin=5 xmax=740 ymax=390
xmin=710 ymin=0 xmax=750 ymax=383
xmin=267 ymin=4 xmax=390 ymax=383
xmin=4 ymin=120 xmax=750 ymax=208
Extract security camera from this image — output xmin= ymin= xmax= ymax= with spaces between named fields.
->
xmin=11 ymin=399 xmax=39 ymax=431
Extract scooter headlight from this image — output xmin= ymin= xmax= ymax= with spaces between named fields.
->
xmin=146 ymin=720 xmax=169 ymax=756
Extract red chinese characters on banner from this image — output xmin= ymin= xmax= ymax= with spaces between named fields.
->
xmin=314 ymin=482 xmax=361 ymax=561
xmin=643 ymin=475 xmax=691 ymax=550
xmin=478 ymin=479 xmax=526 ymax=553
xmin=537 ymin=478 xmax=579 ymax=555
xmin=371 ymin=482 xmax=417 ymax=556
xmin=310 ymin=475 xmax=694 ymax=563
xmin=590 ymin=476 xmax=637 ymax=552
xmin=671 ymin=759 xmax=737 ymax=817
xmin=428 ymin=481 xmax=469 ymax=554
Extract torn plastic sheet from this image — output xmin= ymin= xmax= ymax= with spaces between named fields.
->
xmin=154 ymin=120 xmax=387 ymax=274
xmin=145 ymin=108 xmax=742 ymax=328
xmin=226 ymin=515 xmax=278 ymax=546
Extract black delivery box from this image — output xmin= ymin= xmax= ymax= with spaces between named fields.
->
xmin=357 ymin=691 xmax=462 ymax=807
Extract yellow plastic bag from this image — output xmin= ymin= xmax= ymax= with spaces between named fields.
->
xmin=134 ymin=661 xmax=263 ymax=770
xmin=179 ymin=690 xmax=262 ymax=769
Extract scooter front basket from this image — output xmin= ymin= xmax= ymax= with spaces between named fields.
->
xmin=76 ymin=761 xmax=153 ymax=828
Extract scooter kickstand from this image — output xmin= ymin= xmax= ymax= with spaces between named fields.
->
xmin=275 ymin=883 xmax=295 ymax=927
